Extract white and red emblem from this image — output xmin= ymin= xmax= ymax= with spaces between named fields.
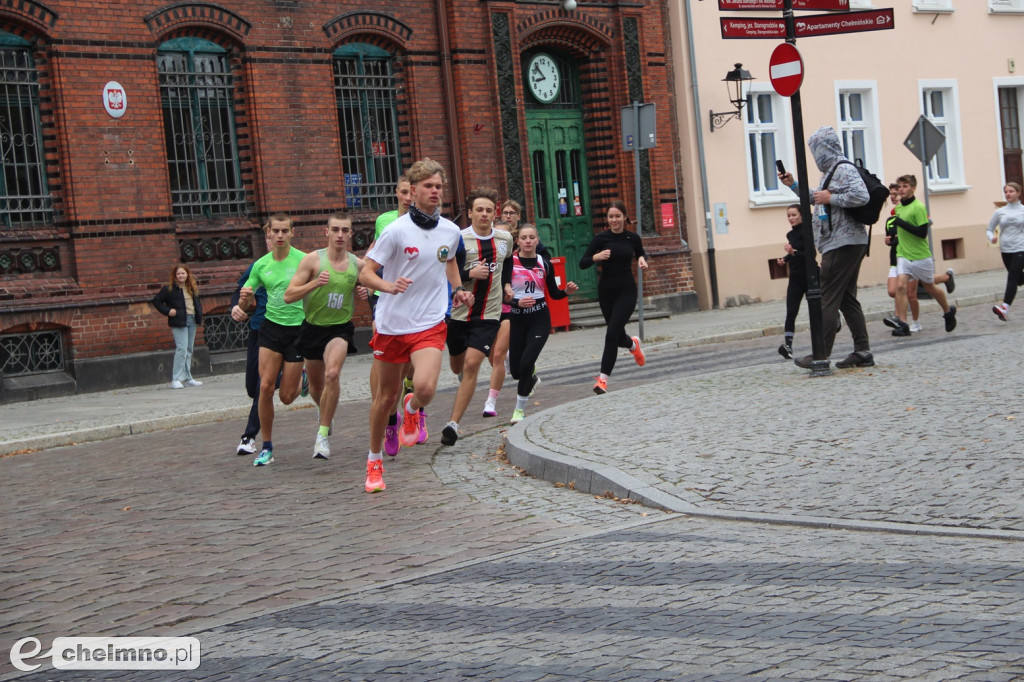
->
xmin=103 ymin=81 xmax=127 ymax=119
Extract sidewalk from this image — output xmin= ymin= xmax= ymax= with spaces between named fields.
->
xmin=0 ymin=268 xmax=1006 ymax=455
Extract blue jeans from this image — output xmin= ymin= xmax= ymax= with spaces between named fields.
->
xmin=171 ymin=315 xmax=196 ymax=381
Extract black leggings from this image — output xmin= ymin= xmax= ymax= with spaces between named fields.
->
xmin=598 ymin=282 xmax=637 ymax=375
xmin=1001 ymin=251 xmax=1024 ymax=305
xmin=784 ymin=268 xmax=808 ymax=335
xmin=509 ymin=305 xmax=551 ymax=397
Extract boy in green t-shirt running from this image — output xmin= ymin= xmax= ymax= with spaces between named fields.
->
xmin=883 ymin=175 xmax=957 ymax=336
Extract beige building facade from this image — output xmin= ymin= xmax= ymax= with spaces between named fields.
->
xmin=670 ymin=0 xmax=1024 ymax=309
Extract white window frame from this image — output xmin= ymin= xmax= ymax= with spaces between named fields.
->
xmin=742 ymin=83 xmax=795 ymax=208
xmin=913 ymin=0 xmax=954 ymax=12
xmin=834 ymin=81 xmax=884 ymax=182
xmin=990 ymin=0 xmax=1024 ymax=13
xmin=918 ymin=80 xmax=967 ymax=193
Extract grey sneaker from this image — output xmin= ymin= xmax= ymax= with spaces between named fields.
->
xmin=944 ymin=268 xmax=956 ymax=294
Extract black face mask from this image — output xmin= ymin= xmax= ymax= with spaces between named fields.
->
xmin=408 ymin=204 xmax=440 ymax=230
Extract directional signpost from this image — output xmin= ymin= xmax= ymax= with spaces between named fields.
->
xmin=904 ymin=115 xmax=946 ymax=252
xmin=717 ymin=0 xmax=895 ymax=375
xmin=722 ymin=9 xmax=894 ymax=39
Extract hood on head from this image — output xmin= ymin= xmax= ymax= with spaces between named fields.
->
xmin=807 ymin=126 xmax=844 ymax=173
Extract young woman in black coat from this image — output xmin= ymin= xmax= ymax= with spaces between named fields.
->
xmin=152 ymin=263 xmax=204 ymax=388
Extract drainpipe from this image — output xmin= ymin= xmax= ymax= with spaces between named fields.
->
xmin=437 ymin=0 xmax=466 ymax=225
xmin=684 ymin=0 xmax=719 ymax=309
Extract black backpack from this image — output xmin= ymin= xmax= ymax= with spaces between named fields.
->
xmin=823 ymin=159 xmax=890 ymax=226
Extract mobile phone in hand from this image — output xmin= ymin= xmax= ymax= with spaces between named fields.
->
xmin=775 ymin=160 xmax=786 ymax=175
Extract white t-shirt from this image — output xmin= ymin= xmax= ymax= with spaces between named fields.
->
xmin=366 ymin=212 xmax=461 ymax=335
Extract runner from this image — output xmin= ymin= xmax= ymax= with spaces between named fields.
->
xmin=230 ymin=234 xmax=273 ymax=456
xmin=441 ymin=187 xmax=513 ymax=446
xmin=359 ymin=159 xmax=472 ymax=492
xmin=579 ymin=200 xmax=648 ymax=394
xmin=482 ymin=200 xmax=522 ymax=417
xmin=504 ymin=223 xmax=577 ymax=424
xmin=238 ymin=214 xmax=306 ymax=466
xmin=366 ymin=176 xmax=422 ymax=456
xmin=284 ymin=213 xmax=366 ymax=460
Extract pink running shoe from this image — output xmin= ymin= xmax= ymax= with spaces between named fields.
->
xmin=400 ymin=394 xmax=419 ymax=447
xmin=417 ymin=409 xmax=428 ymax=444
xmin=384 ymin=422 xmax=401 ymax=457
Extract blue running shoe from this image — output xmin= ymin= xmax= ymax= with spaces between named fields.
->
xmin=254 ymin=449 xmax=274 ymax=466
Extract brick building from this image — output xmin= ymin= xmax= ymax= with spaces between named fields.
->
xmin=0 ymin=0 xmax=692 ymax=402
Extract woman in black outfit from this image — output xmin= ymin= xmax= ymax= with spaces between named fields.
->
xmin=152 ymin=263 xmax=204 ymax=389
xmin=777 ymin=204 xmax=806 ymax=359
xmin=579 ymin=201 xmax=648 ymax=394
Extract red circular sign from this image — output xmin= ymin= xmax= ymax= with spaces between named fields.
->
xmin=769 ymin=43 xmax=803 ymax=98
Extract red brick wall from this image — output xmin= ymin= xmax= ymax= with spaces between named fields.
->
xmin=0 ymin=0 xmax=691 ymax=372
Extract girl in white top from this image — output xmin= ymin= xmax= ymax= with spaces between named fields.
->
xmin=987 ymin=182 xmax=1024 ymax=320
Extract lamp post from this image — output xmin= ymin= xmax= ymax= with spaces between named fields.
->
xmin=709 ymin=63 xmax=753 ymax=132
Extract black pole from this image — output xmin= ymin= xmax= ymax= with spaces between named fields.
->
xmin=784 ymin=0 xmax=830 ymax=376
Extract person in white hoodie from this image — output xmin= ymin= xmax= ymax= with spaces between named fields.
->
xmin=987 ymin=181 xmax=1024 ymax=321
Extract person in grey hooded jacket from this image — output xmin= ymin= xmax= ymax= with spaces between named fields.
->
xmin=779 ymin=125 xmax=873 ymax=369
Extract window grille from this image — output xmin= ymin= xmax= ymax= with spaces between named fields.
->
xmin=0 ymin=329 xmax=64 ymax=376
xmin=334 ymin=43 xmax=402 ymax=211
xmin=157 ymin=38 xmax=245 ymax=218
xmin=203 ymin=313 xmax=249 ymax=353
xmin=0 ymin=40 xmax=52 ymax=228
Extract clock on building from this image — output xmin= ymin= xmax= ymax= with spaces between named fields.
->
xmin=527 ymin=53 xmax=560 ymax=104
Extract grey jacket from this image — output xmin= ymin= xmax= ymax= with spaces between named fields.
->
xmin=807 ymin=126 xmax=870 ymax=255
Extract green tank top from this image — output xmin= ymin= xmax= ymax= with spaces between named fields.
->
xmin=303 ymin=249 xmax=357 ymax=326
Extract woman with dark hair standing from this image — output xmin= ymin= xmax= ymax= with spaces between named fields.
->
xmin=777 ymin=204 xmax=806 ymax=359
xmin=152 ymin=263 xmax=204 ymax=389
xmin=579 ymin=200 xmax=648 ymax=394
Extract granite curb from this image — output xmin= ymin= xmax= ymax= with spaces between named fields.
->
xmin=505 ymin=413 xmax=1024 ymax=543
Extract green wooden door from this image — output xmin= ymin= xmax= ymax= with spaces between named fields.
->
xmin=525 ymin=111 xmax=597 ymax=298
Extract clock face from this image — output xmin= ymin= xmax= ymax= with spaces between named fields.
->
xmin=527 ymin=54 xmax=560 ymax=104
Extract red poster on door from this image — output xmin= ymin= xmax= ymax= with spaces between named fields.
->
xmin=661 ymin=203 xmax=675 ymax=230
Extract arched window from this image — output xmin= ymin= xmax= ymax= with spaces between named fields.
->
xmin=333 ymin=43 xmax=402 ymax=210
xmin=157 ymin=37 xmax=245 ymax=218
xmin=0 ymin=30 xmax=52 ymax=227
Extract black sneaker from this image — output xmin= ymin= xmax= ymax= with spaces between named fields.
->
xmin=835 ymin=351 xmax=874 ymax=369
xmin=441 ymin=422 xmax=459 ymax=446
xmin=883 ymin=315 xmax=902 ymax=330
xmin=944 ymin=268 xmax=956 ymax=294
xmin=891 ymin=321 xmax=911 ymax=337
xmin=793 ymin=354 xmax=814 ymax=369
xmin=778 ymin=344 xmax=794 ymax=359
xmin=944 ymin=305 xmax=957 ymax=332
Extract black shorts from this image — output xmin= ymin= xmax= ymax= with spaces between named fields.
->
xmin=297 ymin=320 xmax=355 ymax=361
xmin=258 ymin=319 xmax=303 ymax=363
xmin=368 ymin=293 xmax=379 ymax=319
xmin=446 ymin=318 xmax=500 ymax=357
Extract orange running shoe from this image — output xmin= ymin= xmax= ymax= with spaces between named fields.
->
xmin=400 ymin=393 xmax=419 ymax=447
xmin=630 ymin=336 xmax=645 ymax=367
xmin=593 ymin=376 xmax=607 ymax=394
xmin=365 ymin=459 xmax=385 ymax=493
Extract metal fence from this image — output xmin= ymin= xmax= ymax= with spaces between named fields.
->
xmin=0 ymin=329 xmax=64 ymax=376
xmin=203 ymin=314 xmax=249 ymax=353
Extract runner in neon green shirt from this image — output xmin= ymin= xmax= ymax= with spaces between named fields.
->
xmin=238 ymin=214 xmax=307 ymax=466
xmin=284 ymin=213 xmax=366 ymax=461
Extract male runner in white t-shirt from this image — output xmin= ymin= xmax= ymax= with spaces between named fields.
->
xmin=359 ymin=158 xmax=473 ymax=493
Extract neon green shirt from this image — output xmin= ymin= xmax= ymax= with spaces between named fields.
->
xmin=303 ymin=250 xmax=358 ymax=326
xmin=894 ymin=198 xmax=931 ymax=262
xmin=244 ymin=246 xmax=306 ymax=326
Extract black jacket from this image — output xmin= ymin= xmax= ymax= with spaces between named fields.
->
xmin=152 ymin=285 xmax=203 ymax=328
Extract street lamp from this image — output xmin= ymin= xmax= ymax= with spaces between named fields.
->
xmin=563 ymin=0 xmax=577 ymax=9
xmin=709 ymin=63 xmax=753 ymax=132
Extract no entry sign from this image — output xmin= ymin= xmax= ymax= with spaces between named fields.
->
xmin=769 ymin=43 xmax=803 ymax=97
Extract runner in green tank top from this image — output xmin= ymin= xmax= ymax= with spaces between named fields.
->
xmin=285 ymin=213 xmax=367 ymax=461
xmin=238 ymin=214 xmax=307 ymax=467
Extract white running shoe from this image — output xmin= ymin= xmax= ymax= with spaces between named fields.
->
xmin=909 ymin=321 xmax=922 ymax=333
xmin=184 ymin=379 xmax=203 ymax=387
xmin=313 ymin=434 xmax=330 ymax=460
xmin=236 ymin=436 xmax=257 ymax=456
xmin=482 ymin=397 xmax=497 ymax=417
xmin=169 ymin=380 xmax=184 ymax=389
